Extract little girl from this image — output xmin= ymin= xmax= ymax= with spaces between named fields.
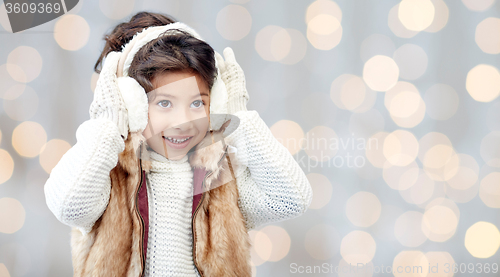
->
xmin=44 ymin=11 xmax=312 ymax=277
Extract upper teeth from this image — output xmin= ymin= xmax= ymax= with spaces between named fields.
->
xmin=165 ymin=137 xmax=190 ymax=143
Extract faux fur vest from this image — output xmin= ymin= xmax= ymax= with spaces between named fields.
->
xmin=70 ymin=129 xmax=252 ymax=276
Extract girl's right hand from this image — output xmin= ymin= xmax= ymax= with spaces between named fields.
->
xmin=89 ymin=51 xmax=129 ymax=140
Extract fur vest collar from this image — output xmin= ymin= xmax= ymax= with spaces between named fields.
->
xmin=70 ymin=129 xmax=252 ymax=276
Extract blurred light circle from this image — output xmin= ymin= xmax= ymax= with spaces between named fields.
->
xmin=476 ymin=17 xmax=500 ymax=54
xmin=394 ymin=211 xmax=427 ymax=247
xmin=423 ymin=145 xmax=460 ymax=181
xmin=6 ymin=46 xmax=42 ymax=83
xmin=425 ymin=251 xmax=455 ymax=276
xmin=259 ymin=225 xmax=290 ymax=262
xmin=399 ymin=171 xmax=435 ymax=205
xmin=0 ymin=65 xmax=24 ymax=99
xmin=360 ymin=34 xmax=396 ymax=63
xmin=306 ymin=0 xmax=342 ymax=24
xmin=424 ymin=0 xmax=449 ymax=33
xmin=424 ymin=84 xmax=459 ymax=120
xmin=12 ymin=121 xmax=47 ymax=158
xmin=462 ymin=0 xmax=496 ymax=11
xmin=418 ymin=132 xmax=452 ymax=162
xmin=398 ymin=0 xmax=436 ymax=31
xmin=255 ymin=26 xmax=284 ymax=61
xmin=4 ymin=64 xmax=26 ymax=83
xmin=307 ymin=19 xmax=342 ymax=50
xmin=466 ymin=64 xmax=500 ymax=102
xmin=385 ymin=81 xmax=426 ymax=128
xmin=54 ymin=14 xmax=90 ymax=51
xmin=271 ymin=28 xmax=291 ymax=61
xmin=345 ymin=191 xmax=381 ymax=227
xmin=479 ymin=172 xmax=500 ymax=208
xmin=307 ymin=173 xmax=333 ymax=209
xmin=363 ymin=55 xmax=399 ymax=91
xmin=249 ymin=230 xmax=271 ymax=264
xmin=3 ymin=84 xmax=25 ymax=100
xmin=480 ymin=131 xmax=500 ymax=167
xmin=393 ymin=44 xmax=428 ymax=80
xmin=3 ymin=85 xmax=38 ymax=121
xmin=304 ymin=126 xmax=338 ymax=162
xmin=279 ymin=28 xmax=308 ymax=65
xmin=331 ymin=74 xmax=376 ymax=112
xmin=445 ymin=179 xmax=480 ymax=204
xmin=99 ymin=0 xmax=134 ymax=19
xmin=216 ymin=5 xmax=252 ymax=41
xmin=393 ymin=251 xmax=429 ymax=277
xmin=465 ymin=221 xmax=500 ymax=258
xmin=0 ymin=263 xmax=9 ymax=277
xmin=383 ymin=130 xmax=419 ymax=167
xmin=39 ymin=139 xmax=71 ymax=174
xmin=305 ymin=224 xmax=340 ymax=260
xmin=366 ymin=132 xmax=389 ymax=168
xmin=445 ymin=153 xmax=479 ymax=191
xmin=270 ymin=120 xmax=305 ymax=155
xmin=389 ymin=90 xmax=421 ymax=118
xmin=388 ymin=4 xmax=418 ymax=38
xmin=340 ymin=230 xmax=376 ymax=264
xmin=383 ymin=161 xmax=421 ymax=191
xmin=0 ymin=149 xmax=14 ymax=185
xmin=0 ymin=198 xmax=25 ymax=234
xmin=308 ymin=14 xmax=340 ymax=35
xmin=0 ymin=3 xmax=12 ymax=33
xmin=422 ymin=205 xmax=458 ymax=241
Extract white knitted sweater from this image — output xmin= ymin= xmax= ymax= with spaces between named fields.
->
xmin=44 ymin=110 xmax=312 ymax=276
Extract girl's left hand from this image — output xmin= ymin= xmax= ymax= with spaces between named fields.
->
xmin=215 ymin=47 xmax=249 ymax=114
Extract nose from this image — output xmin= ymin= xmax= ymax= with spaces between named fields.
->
xmin=170 ymin=107 xmax=197 ymax=132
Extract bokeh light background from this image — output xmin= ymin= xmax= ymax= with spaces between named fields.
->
xmin=1 ymin=0 xmax=500 ymax=276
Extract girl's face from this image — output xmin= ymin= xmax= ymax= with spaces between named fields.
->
xmin=142 ymin=70 xmax=211 ymax=160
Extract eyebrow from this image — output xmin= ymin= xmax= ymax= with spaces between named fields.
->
xmin=155 ymin=91 xmax=209 ymax=99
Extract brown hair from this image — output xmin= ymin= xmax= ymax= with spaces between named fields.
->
xmin=94 ymin=11 xmax=217 ymax=93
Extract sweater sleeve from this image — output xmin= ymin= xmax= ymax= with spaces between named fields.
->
xmin=44 ymin=118 xmax=125 ymax=234
xmin=224 ymin=110 xmax=313 ymax=230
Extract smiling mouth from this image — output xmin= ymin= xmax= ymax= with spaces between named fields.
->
xmin=162 ymin=136 xmax=193 ymax=144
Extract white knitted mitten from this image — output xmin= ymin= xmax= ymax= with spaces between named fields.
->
xmin=89 ymin=51 xmax=129 ymax=139
xmin=215 ymin=47 xmax=249 ymax=114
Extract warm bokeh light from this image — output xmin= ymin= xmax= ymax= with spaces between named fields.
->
xmin=256 ymin=26 xmax=286 ymax=62
xmin=249 ymin=230 xmax=271 ymax=265
xmin=423 ymin=144 xmax=459 ymax=181
xmin=383 ymin=161 xmax=420 ymax=190
xmin=418 ymin=132 xmax=453 ymax=162
xmin=308 ymin=14 xmax=340 ymax=35
xmin=425 ymin=251 xmax=455 ymax=277
xmin=307 ymin=173 xmax=333 ymax=209
xmin=363 ymin=55 xmax=399 ymax=91
xmin=425 ymin=0 xmax=449 ymax=33
xmin=259 ymin=225 xmax=290 ymax=262
xmin=399 ymin=171 xmax=435 ymax=205
xmin=480 ymin=131 xmax=500 ymax=167
xmin=3 ymin=85 xmax=38 ymax=121
xmin=306 ymin=16 xmax=343 ymax=50
xmin=394 ymin=211 xmax=427 ymax=247
xmin=6 ymin=46 xmax=42 ymax=83
xmin=54 ymin=15 xmax=90 ymax=51
xmin=388 ymin=4 xmax=418 ymax=38
xmin=0 ymin=64 xmax=23 ymax=99
xmin=39 ymin=139 xmax=72 ymax=174
xmin=392 ymin=44 xmax=428 ymax=80
xmin=424 ymin=84 xmax=459 ymax=120
xmin=305 ymin=224 xmax=340 ymax=260
xmin=398 ymin=0 xmax=436 ymax=31
xmin=383 ymin=130 xmax=419 ymax=167
xmin=385 ymin=81 xmax=426 ymax=128
xmin=216 ymin=5 xmax=252 ymax=41
xmin=393 ymin=251 xmax=429 ymax=277
xmin=479 ymin=172 xmax=500 ymax=208
xmin=345 ymin=191 xmax=381 ymax=227
xmin=331 ymin=74 xmax=376 ymax=113
xmin=0 ymin=149 xmax=14 ymax=185
xmin=464 ymin=221 xmax=500 ymax=258
xmin=255 ymin=26 xmax=307 ymax=65
xmin=340 ymin=231 xmax=376 ymax=264
xmin=12 ymin=121 xmax=47 ymax=158
xmin=466 ymin=64 xmax=500 ymax=102
xmin=475 ymin=17 xmax=500 ymax=54
xmin=0 ymin=198 xmax=26 ymax=234
xmin=306 ymin=0 xmax=342 ymax=24
xmin=446 ymin=153 xmax=479 ymax=190
xmin=422 ymin=205 xmax=458 ymax=242
xmin=279 ymin=28 xmax=308 ymax=65
xmin=462 ymin=0 xmax=496 ymax=11
xmin=304 ymin=126 xmax=338 ymax=161
xmin=99 ymin=0 xmax=134 ymax=20
xmin=270 ymin=120 xmax=305 ymax=155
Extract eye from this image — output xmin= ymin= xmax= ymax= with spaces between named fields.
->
xmin=157 ymin=100 xmax=171 ymax=108
xmin=191 ymin=100 xmax=205 ymax=108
